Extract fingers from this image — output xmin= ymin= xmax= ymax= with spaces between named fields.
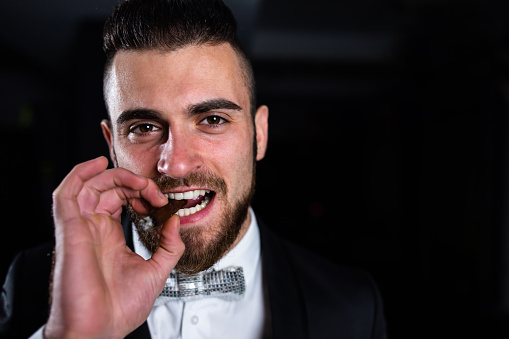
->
xmin=47 ymin=157 xmax=179 ymax=338
xmin=53 ymin=157 xmax=109 ymax=222
xmin=149 ymin=215 xmax=185 ymax=281
xmin=53 ymin=157 xmax=167 ymax=222
xmin=78 ymin=164 xmax=167 ymax=213
xmin=90 ymin=179 xmax=165 ymax=216
xmin=57 ymin=156 xmax=110 ymax=197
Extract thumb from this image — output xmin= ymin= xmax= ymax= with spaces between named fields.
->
xmin=149 ymin=215 xmax=185 ymax=283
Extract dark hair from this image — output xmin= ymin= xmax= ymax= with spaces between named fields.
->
xmin=102 ymin=0 xmax=255 ymax=115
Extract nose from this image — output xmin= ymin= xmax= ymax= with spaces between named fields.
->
xmin=157 ymin=128 xmax=202 ymax=178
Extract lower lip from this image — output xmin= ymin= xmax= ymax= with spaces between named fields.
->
xmin=178 ymin=195 xmax=215 ymax=225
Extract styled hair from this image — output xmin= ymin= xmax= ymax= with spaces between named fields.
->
xmin=102 ymin=0 xmax=255 ymax=114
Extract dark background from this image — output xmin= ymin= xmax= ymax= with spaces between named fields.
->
xmin=1 ymin=0 xmax=509 ymax=338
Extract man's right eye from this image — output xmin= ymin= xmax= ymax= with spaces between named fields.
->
xmin=130 ymin=123 xmax=160 ymax=134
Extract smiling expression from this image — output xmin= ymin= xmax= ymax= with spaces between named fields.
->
xmin=101 ymin=43 xmax=268 ymax=272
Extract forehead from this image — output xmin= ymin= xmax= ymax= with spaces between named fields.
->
xmin=105 ymin=43 xmax=249 ymax=119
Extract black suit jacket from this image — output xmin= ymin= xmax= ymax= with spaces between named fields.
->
xmin=0 ymin=216 xmax=387 ymax=339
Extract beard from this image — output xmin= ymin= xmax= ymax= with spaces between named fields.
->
xmin=127 ymin=169 xmax=256 ymax=274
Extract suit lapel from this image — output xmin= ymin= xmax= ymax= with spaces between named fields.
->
xmin=259 ymin=221 xmax=309 ymax=339
xmin=125 ymin=322 xmax=151 ymax=339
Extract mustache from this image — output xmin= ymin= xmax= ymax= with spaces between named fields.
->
xmin=152 ymin=171 xmax=227 ymax=195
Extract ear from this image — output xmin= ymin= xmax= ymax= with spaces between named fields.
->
xmin=254 ymin=105 xmax=269 ymax=161
xmin=100 ymin=119 xmax=117 ymax=166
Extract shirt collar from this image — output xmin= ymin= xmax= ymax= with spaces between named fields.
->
xmin=211 ymin=207 xmax=260 ymax=286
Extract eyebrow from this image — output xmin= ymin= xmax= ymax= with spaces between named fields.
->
xmin=116 ymin=109 xmax=163 ymax=125
xmin=116 ymin=98 xmax=243 ymax=126
xmin=188 ymin=99 xmax=242 ymax=115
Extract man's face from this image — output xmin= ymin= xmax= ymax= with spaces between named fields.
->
xmin=102 ymin=43 xmax=268 ymax=273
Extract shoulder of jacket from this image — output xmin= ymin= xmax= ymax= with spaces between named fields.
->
xmin=0 ymin=241 xmax=54 ymax=339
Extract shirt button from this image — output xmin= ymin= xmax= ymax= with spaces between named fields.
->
xmin=191 ymin=315 xmax=199 ymax=325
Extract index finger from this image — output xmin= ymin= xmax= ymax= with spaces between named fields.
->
xmin=53 ymin=157 xmax=110 ymax=222
xmin=53 ymin=157 xmax=167 ymax=222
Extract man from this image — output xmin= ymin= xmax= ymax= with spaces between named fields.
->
xmin=0 ymin=0 xmax=387 ymax=338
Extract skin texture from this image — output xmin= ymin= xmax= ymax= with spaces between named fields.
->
xmin=45 ymin=43 xmax=268 ymax=338
xmin=102 ymin=44 xmax=268 ymax=269
xmin=47 ymin=157 xmax=185 ymax=338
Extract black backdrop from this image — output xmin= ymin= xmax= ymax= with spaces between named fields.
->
xmin=1 ymin=0 xmax=509 ymax=338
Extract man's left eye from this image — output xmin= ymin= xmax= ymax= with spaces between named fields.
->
xmin=201 ymin=115 xmax=227 ymax=125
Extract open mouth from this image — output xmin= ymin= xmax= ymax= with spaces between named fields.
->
xmin=165 ymin=189 xmax=214 ymax=217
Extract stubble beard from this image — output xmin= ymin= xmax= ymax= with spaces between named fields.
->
xmin=127 ymin=169 xmax=256 ymax=275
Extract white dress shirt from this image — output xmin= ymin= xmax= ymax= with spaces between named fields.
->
xmin=29 ymin=208 xmax=267 ymax=339
xmin=134 ymin=207 xmax=266 ymax=339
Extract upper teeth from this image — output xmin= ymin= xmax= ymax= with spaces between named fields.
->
xmin=165 ymin=190 xmax=210 ymax=200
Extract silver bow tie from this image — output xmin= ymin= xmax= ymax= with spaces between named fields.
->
xmin=157 ymin=266 xmax=245 ymax=303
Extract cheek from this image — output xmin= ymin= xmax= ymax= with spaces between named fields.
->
xmin=214 ymin=133 xmax=255 ymax=196
xmin=114 ymin=143 xmax=160 ymax=177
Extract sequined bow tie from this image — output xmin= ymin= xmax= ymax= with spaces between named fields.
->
xmin=156 ymin=266 xmax=245 ymax=303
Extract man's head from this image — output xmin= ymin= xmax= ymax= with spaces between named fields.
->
xmin=100 ymin=0 xmax=268 ymax=274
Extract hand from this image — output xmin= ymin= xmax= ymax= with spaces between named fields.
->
xmin=44 ymin=157 xmax=185 ymax=339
